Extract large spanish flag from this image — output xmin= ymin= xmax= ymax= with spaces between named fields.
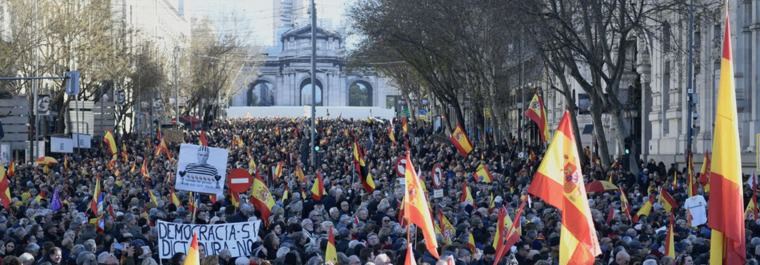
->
xmin=183 ymin=233 xmax=200 ymax=265
xmin=325 ymin=228 xmax=338 ymax=264
xmin=103 ymin=130 xmax=117 ymax=156
xmin=402 ymin=152 xmax=439 ymax=258
xmin=527 ymin=111 xmax=600 ymax=265
xmin=524 ymin=93 xmax=550 ymax=143
xmin=708 ymin=8 xmax=746 ymax=264
xmin=250 ymin=173 xmax=275 ymax=227
xmin=449 ymin=124 xmax=473 ymax=157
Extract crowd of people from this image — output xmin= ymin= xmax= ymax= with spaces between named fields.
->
xmin=0 ymin=117 xmax=758 ymax=265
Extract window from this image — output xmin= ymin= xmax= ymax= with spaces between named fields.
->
xmin=348 ymin=81 xmax=373 ymax=106
xmin=300 ymin=78 xmax=323 ymax=106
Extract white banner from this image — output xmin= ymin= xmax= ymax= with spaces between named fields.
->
xmin=73 ymin=134 xmax=92 ymax=149
xmin=175 ymin=144 xmax=229 ymax=195
xmin=50 ymin=137 xmax=74 ymax=153
xmin=157 ymin=220 xmax=260 ymax=259
xmin=0 ymin=144 xmax=10 ymax=166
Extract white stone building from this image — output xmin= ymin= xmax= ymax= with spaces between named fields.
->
xmin=229 ymin=0 xmax=399 ymax=109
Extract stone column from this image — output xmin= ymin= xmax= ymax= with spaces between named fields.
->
xmin=637 ymin=39 xmax=652 ymax=158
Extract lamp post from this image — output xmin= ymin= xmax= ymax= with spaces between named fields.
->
xmin=309 ymin=0 xmax=317 ymax=169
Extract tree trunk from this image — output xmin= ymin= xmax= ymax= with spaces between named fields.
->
xmin=590 ymin=96 xmax=611 ymax=170
xmin=451 ymin=99 xmax=465 ymax=128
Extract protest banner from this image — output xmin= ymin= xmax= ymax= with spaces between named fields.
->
xmin=175 ymin=143 xmax=229 ymax=195
xmin=157 ymin=220 xmax=261 ymax=259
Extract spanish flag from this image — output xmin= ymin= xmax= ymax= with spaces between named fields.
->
xmin=229 ymin=192 xmax=240 ymax=208
xmin=140 ymin=162 xmax=150 ymax=180
xmin=746 ymin=192 xmax=758 ymax=221
xmin=449 ymin=124 xmax=473 ymax=157
xmin=250 ymin=173 xmax=275 ymax=227
xmin=402 ymin=152 xmax=439 ymax=258
xmin=311 ymin=171 xmax=325 ymax=201
xmin=527 ymin=111 xmax=600 ymax=265
xmin=494 ymin=198 xmax=527 ymax=265
xmin=199 ymin=130 xmax=208 ymax=146
xmin=232 ymin=135 xmax=244 ymax=148
xmin=619 ymin=188 xmax=632 ymax=222
xmin=103 ymin=130 xmax=117 ymax=156
xmin=155 ymin=137 xmax=172 ymax=160
xmin=0 ymin=166 xmax=11 ymax=209
xmin=353 ymin=140 xmax=376 ymax=193
xmin=688 ymin=152 xmax=697 ymax=197
xmin=665 ymin=214 xmax=676 ymax=258
xmin=460 ymin=183 xmax=474 ymax=206
xmin=295 ymin=165 xmax=306 ymax=184
xmin=473 ymin=163 xmax=494 ymax=183
xmin=659 ymin=188 xmax=678 ymax=213
xmin=524 ymin=92 xmax=550 ymax=143
xmin=492 ymin=207 xmax=513 ymax=249
xmin=183 ymin=233 xmax=200 ymax=265
xmin=388 ymin=125 xmax=396 ymax=144
xmin=466 ymin=232 xmax=476 ymax=253
xmin=634 ymin=194 xmax=655 ymax=223
xmin=90 ymin=176 xmax=101 ymax=215
xmin=700 ymin=151 xmax=711 ymax=193
xmin=148 ymin=190 xmax=159 ymax=206
xmin=273 ymin=161 xmax=283 ymax=180
xmin=325 ymin=227 xmax=338 ymax=264
xmin=437 ymin=210 xmax=455 ymax=245
xmin=708 ymin=8 xmax=746 ymax=264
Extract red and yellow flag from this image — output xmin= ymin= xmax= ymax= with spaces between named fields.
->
xmin=460 ymin=183 xmax=474 ymax=206
xmin=665 ymin=214 xmax=676 ymax=258
xmin=473 ymin=163 xmax=494 ymax=183
xmin=437 ymin=210 xmax=455 ymax=245
xmin=527 ymin=111 xmax=600 ymax=265
xmin=0 ymin=166 xmax=11 ymax=209
xmin=148 ymin=190 xmax=159 ymax=206
xmin=401 ymin=117 xmax=409 ymax=135
xmin=708 ymin=9 xmax=746 ymax=265
xmin=388 ymin=125 xmax=396 ymax=144
xmin=634 ymin=194 xmax=655 ymax=223
xmin=619 ymin=188 xmax=632 ymax=222
xmin=524 ymin=92 xmax=550 ymax=143
xmin=229 ymin=192 xmax=240 ymax=208
xmin=449 ymin=124 xmax=473 ymax=157
xmin=273 ymin=161 xmax=284 ymax=180
xmin=492 ymin=207 xmax=514 ymax=250
xmin=659 ymin=188 xmax=678 ymax=213
xmin=140 ymin=162 xmax=150 ymax=180
xmin=311 ymin=172 xmax=325 ymax=201
xmin=466 ymin=232 xmax=476 ymax=253
xmin=494 ymin=199 xmax=527 ymax=265
xmin=155 ymin=138 xmax=172 ymax=160
xmin=183 ymin=233 xmax=200 ymax=265
xmin=90 ymin=176 xmax=102 ymax=215
xmin=687 ymin=152 xmax=697 ymax=197
xmin=103 ymin=130 xmax=118 ymax=156
xmin=353 ymin=140 xmax=376 ymax=193
xmin=251 ymin=171 xmax=275 ymax=226
xmin=247 ymin=151 xmax=257 ymax=175
xmin=325 ymin=228 xmax=338 ymax=264
xmin=700 ymin=151 xmax=712 ymax=193
xmin=295 ymin=165 xmax=306 ymax=184
xmin=402 ymin=152 xmax=439 ymax=258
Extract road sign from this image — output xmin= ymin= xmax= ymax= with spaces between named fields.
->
xmin=396 ymin=157 xmax=407 ymax=177
xmin=227 ymin=168 xmax=253 ymax=193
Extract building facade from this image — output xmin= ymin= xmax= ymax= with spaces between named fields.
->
xmin=230 ymin=0 xmax=398 ymax=109
xmin=639 ymin=0 xmax=759 ymax=166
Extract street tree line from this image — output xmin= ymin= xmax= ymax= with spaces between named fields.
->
xmin=350 ymin=0 xmax=709 ymax=170
xmin=0 ymin=0 xmax=250 ymax=134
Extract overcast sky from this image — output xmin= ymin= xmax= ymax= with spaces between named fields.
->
xmin=185 ymin=0 xmax=354 ymax=47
